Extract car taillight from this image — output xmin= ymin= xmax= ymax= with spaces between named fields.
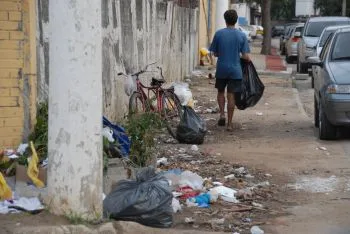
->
xmin=292 ymin=37 xmax=299 ymax=42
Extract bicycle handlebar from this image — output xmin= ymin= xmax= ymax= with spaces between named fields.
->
xmin=117 ymin=62 xmax=164 ymax=79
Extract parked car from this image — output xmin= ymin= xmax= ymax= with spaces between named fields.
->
xmin=251 ymin=25 xmax=263 ymax=38
xmin=272 ymin=25 xmax=284 ymax=37
xmin=308 ymin=27 xmax=350 ymax=140
xmin=256 ymin=25 xmax=264 ymax=36
xmin=316 ymin=25 xmax=350 ymax=57
xmin=285 ymin=23 xmax=305 ymax=63
xmin=310 ymin=25 xmax=350 ymax=87
xmin=237 ymin=25 xmax=252 ymax=42
xmin=297 ymin=16 xmax=350 ymax=74
xmin=280 ymin=23 xmax=296 ymax=55
xmin=241 ymin=25 xmax=257 ymax=39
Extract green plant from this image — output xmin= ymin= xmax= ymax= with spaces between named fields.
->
xmin=126 ymin=112 xmax=163 ymax=167
xmin=28 ymin=102 xmax=48 ymax=161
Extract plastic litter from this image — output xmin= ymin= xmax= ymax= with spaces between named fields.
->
xmin=210 ymin=186 xmax=239 ymax=203
xmin=176 ymin=106 xmax=207 ymax=145
xmin=187 ymin=190 xmax=218 ymax=208
xmin=0 ymin=172 xmax=12 ymax=200
xmin=172 ymin=198 xmax=181 ymax=213
xmin=16 ymin=144 xmax=28 ymax=155
xmin=185 ymin=217 xmax=195 ymax=224
xmin=102 ymin=127 xmax=115 ymax=142
xmin=0 ymin=197 xmax=44 ymax=214
xmin=236 ymin=60 xmax=265 ymax=110
xmin=251 ymin=225 xmax=264 ymax=234
xmin=27 ymin=141 xmax=45 ymax=188
xmin=177 ymin=186 xmax=200 ymax=200
xmin=179 ymin=170 xmax=204 ymax=191
xmin=190 ymin=145 xmax=199 ymax=151
xmin=103 ymin=116 xmax=130 ymax=157
xmin=124 ymin=75 xmax=137 ymax=96
xmin=209 ymin=218 xmax=225 ymax=225
xmin=103 ymin=167 xmax=173 ymax=228
xmin=173 ymin=82 xmax=194 ymax=108
xmin=157 ymin=157 xmax=168 ymax=166
xmin=224 ymin=174 xmax=236 ymax=180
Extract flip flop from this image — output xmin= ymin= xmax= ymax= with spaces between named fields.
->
xmin=218 ymin=117 xmax=226 ymax=126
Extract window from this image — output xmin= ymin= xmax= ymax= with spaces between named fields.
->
xmin=319 ymin=30 xmax=335 ymax=47
xmin=332 ymin=32 xmax=350 ymax=60
xmin=304 ymin=21 xmax=350 ymax=37
xmin=320 ymin=34 xmax=333 ymax=61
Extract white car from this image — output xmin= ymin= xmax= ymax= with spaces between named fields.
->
xmin=241 ymin=25 xmax=257 ymax=39
xmin=237 ymin=25 xmax=252 ymax=42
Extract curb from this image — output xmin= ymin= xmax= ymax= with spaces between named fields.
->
xmin=257 ymin=67 xmax=293 ymax=78
xmin=11 ymin=221 xmax=228 ymax=234
xmin=292 ymin=88 xmax=309 ymax=119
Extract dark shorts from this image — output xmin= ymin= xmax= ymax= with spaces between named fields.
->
xmin=215 ymin=79 xmax=242 ymax=93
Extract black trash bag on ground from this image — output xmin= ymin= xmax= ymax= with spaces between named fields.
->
xmin=236 ymin=60 xmax=265 ymax=110
xmin=176 ymin=106 xmax=207 ymax=144
xmin=103 ymin=167 xmax=173 ymax=228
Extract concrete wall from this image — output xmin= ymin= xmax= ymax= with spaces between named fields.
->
xmin=36 ymin=0 xmax=199 ymax=121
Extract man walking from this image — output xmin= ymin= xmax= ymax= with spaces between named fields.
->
xmin=209 ymin=10 xmax=251 ymax=131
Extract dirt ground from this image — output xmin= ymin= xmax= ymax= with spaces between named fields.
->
xmin=159 ymin=74 xmax=350 ymax=234
xmin=1 ymin=72 xmax=350 ymax=234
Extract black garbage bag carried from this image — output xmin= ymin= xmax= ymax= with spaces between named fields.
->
xmin=176 ymin=106 xmax=207 ymax=144
xmin=236 ymin=60 xmax=265 ymax=110
xmin=103 ymin=167 xmax=173 ymax=228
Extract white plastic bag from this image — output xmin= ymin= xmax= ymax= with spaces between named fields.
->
xmin=173 ymin=83 xmax=194 ymax=108
xmin=124 ymin=75 xmax=137 ymax=96
xmin=179 ymin=170 xmax=204 ymax=191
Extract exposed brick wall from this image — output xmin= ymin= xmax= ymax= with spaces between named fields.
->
xmin=0 ymin=0 xmax=24 ymax=148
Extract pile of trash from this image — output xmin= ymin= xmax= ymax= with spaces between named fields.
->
xmin=153 ymin=144 xmax=274 ymax=233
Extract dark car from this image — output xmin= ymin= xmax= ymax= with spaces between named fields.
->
xmin=297 ymin=16 xmax=350 ymax=74
xmin=308 ymin=27 xmax=350 ymax=140
xmin=272 ymin=25 xmax=285 ymax=37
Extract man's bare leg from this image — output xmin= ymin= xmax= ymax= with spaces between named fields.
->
xmin=226 ymin=92 xmax=236 ymax=131
xmin=217 ymin=91 xmax=226 ymax=126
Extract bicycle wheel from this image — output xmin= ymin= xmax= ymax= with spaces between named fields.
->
xmin=129 ymin=92 xmax=147 ymax=115
xmin=162 ymin=91 xmax=183 ymax=138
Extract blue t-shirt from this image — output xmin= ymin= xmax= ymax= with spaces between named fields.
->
xmin=209 ymin=28 xmax=250 ymax=80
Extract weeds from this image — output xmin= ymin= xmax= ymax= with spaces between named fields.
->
xmin=126 ymin=112 xmax=163 ymax=167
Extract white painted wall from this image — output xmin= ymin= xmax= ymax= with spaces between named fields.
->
xmin=37 ymin=0 xmax=199 ymax=121
xmin=296 ymin=0 xmax=315 ymax=16
xmin=215 ymin=0 xmax=229 ymax=30
xmin=231 ymin=3 xmax=251 ymax=25
xmin=48 ymin=0 xmax=103 ymax=219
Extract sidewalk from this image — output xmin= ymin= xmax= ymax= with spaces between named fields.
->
xmin=250 ymin=42 xmax=291 ymax=78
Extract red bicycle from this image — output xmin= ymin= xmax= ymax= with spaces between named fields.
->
xmin=118 ymin=63 xmax=183 ymax=138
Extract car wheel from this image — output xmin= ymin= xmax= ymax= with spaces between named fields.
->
xmin=319 ymin=102 xmax=337 ymax=140
xmin=314 ymin=95 xmax=319 ymax=128
xmin=300 ymin=62 xmax=308 ymax=74
xmin=286 ymin=55 xmax=293 ymax=64
xmin=297 ymin=57 xmax=300 ymax=73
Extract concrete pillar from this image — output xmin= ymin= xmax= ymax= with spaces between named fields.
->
xmin=48 ymin=0 xmax=103 ymax=220
xmin=215 ymin=0 xmax=229 ymax=31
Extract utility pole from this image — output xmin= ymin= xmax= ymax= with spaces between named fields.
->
xmin=215 ymin=0 xmax=229 ymax=31
xmin=342 ymin=0 xmax=347 ymax=16
xmin=48 ymin=0 xmax=103 ymax=220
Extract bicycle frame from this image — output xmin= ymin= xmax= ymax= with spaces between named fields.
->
xmin=134 ymin=76 xmax=166 ymax=113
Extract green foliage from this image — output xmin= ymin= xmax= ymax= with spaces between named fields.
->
xmin=315 ymin=0 xmax=350 ymax=16
xmin=28 ymin=102 xmax=48 ymax=161
xmin=126 ymin=112 xmax=163 ymax=167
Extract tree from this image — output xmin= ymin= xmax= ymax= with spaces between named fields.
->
xmin=315 ymin=0 xmax=350 ymax=16
xmin=261 ymin=0 xmax=272 ymax=55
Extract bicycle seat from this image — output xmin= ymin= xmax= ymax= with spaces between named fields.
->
xmin=151 ymin=78 xmax=165 ymax=86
